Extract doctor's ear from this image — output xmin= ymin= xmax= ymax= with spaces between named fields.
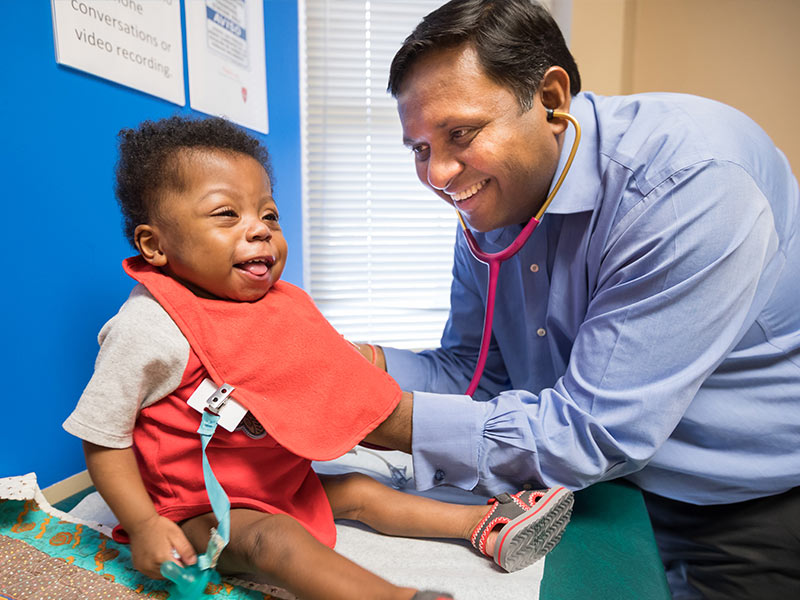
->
xmin=538 ymin=66 xmax=571 ymax=131
xmin=134 ymin=224 xmax=168 ymax=267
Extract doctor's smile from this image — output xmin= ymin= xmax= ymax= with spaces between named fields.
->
xmin=449 ymin=178 xmax=489 ymax=203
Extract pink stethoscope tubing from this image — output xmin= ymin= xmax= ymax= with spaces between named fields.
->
xmin=458 ymin=110 xmax=581 ymax=396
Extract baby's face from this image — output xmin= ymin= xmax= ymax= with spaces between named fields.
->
xmin=147 ymin=149 xmax=287 ymax=301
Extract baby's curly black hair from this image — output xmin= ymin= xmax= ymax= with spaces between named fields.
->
xmin=115 ymin=115 xmax=274 ymax=248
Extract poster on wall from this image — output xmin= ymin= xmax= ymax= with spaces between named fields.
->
xmin=185 ymin=0 xmax=269 ymax=134
xmin=50 ymin=0 xmax=185 ymax=105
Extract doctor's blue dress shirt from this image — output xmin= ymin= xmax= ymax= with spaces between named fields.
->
xmin=384 ymin=91 xmax=800 ymax=505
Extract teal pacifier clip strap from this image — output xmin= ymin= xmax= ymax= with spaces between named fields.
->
xmin=160 ymin=385 xmax=233 ymax=598
xmin=196 ymin=410 xmax=231 ymax=569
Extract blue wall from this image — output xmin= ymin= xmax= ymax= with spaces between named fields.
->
xmin=0 ymin=1 xmax=302 ymax=487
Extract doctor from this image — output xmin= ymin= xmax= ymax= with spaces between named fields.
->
xmin=362 ymin=1 xmax=800 ymax=598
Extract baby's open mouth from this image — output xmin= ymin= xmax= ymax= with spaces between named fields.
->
xmin=235 ymin=257 xmax=274 ymax=276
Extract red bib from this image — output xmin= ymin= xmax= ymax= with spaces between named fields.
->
xmin=123 ymin=256 xmax=401 ymax=460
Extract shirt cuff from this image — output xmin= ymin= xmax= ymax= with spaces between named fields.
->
xmin=411 ymin=391 xmax=484 ymax=492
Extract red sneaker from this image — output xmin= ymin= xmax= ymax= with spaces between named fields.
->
xmin=470 ymin=486 xmax=574 ymax=572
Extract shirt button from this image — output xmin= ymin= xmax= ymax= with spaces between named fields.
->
xmin=537 ymin=328 xmax=547 ymax=337
xmin=434 ymin=469 xmax=445 ymax=481
xmin=529 ymin=263 xmax=539 ymax=273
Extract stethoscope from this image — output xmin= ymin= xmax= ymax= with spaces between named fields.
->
xmin=457 ymin=109 xmax=581 ymax=396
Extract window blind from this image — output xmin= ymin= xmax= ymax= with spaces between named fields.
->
xmin=300 ymin=0 xmax=455 ymax=350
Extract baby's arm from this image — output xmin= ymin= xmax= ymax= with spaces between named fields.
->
xmin=84 ymin=441 xmax=197 ymax=578
xmin=65 ymin=287 xmax=197 ymax=579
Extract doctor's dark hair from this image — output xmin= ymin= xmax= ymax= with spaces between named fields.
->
xmin=388 ymin=0 xmax=581 ymax=110
xmin=114 ymin=115 xmax=273 ymax=248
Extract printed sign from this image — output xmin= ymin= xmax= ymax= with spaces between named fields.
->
xmin=50 ymin=0 xmax=185 ymax=105
xmin=185 ymin=0 xmax=269 ymax=134
xmin=206 ymin=0 xmax=249 ymax=68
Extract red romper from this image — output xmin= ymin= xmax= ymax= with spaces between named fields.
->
xmin=122 ymin=257 xmax=402 ymax=548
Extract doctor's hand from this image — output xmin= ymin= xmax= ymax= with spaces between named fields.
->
xmin=352 ymin=342 xmax=387 ymax=371
xmin=127 ymin=513 xmax=197 ymax=580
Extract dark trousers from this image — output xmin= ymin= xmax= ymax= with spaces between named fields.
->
xmin=642 ymin=486 xmax=800 ymax=600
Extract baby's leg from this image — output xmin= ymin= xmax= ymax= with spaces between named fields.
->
xmin=180 ymin=509 xmax=417 ymax=600
xmin=322 ymin=472 xmax=488 ymax=543
xmin=324 ymin=473 xmax=574 ymax=573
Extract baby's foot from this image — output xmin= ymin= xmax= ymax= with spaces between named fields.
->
xmin=469 ymin=487 xmax=574 ymax=572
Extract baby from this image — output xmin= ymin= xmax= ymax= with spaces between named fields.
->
xmin=64 ymin=115 xmax=573 ymax=600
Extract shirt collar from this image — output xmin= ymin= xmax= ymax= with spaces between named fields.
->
xmin=544 ymin=92 xmax=600 ymax=214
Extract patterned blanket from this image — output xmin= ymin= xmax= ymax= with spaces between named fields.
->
xmin=0 ymin=474 xmax=289 ymax=600
xmin=2 ymin=452 xmax=546 ymax=600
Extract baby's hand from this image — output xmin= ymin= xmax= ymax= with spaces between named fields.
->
xmin=127 ymin=514 xmax=197 ymax=579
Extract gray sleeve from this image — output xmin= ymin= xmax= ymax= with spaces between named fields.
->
xmin=63 ymin=284 xmax=191 ymax=448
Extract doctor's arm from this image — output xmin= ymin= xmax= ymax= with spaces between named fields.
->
xmin=387 ymin=164 xmax=779 ymax=495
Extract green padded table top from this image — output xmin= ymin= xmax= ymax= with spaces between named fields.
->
xmin=541 ymin=480 xmax=671 ymax=599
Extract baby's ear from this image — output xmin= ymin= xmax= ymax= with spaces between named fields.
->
xmin=134 ymin=224 xmax=168 ymax=267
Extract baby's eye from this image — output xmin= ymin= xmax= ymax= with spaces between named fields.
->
xmin=213 ymin=208 xmax=238 ymax=218
xmin=263 ymin=212 xmax=279 ymax=222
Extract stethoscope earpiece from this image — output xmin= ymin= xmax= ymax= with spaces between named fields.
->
xmin=546 ymin=108 xmax=555 ymax=121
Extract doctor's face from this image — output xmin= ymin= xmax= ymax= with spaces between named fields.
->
xmin=397 ymin=44 xmax=562 ymax=232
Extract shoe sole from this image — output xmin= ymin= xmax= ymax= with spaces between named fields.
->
xmin=494 ymin=486 xmax=574 ymax=572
